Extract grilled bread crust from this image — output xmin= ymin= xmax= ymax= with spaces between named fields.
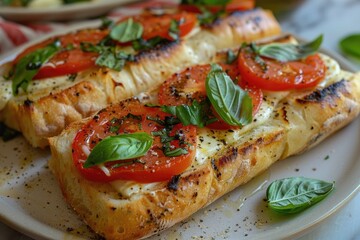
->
xmin=49 ymin=64 xmax=360 ymax=239
xmin=0 ymin=8 xmax=281 ymax=148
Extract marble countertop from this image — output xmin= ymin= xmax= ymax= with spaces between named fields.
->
xmin=1 ymin=0 xmax=360 ymax=239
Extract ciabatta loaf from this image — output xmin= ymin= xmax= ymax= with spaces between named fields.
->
xmin=49 ymin=38 xmax=360 ymax=239
xmin=0 ymin=8 xmax=280 ymax=148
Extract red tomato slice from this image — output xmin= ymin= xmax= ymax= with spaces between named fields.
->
xmin=72 ymin=100 xmax=197 ymax=183
xmin=13 ymin=29 xmax=108 ymax=80
xmin=237 ymin=47 xmax=327 ymax=91
xmin=120 ymin=11 xmax=197 ymax=41
xmin=158 ymin=62 xmax=262 ymax=130
xmin=179 ymin=0 xmax=255 ymax=13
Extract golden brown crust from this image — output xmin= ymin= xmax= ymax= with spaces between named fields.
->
xmin=0 ymin=8 xmax=281 ymax=148
xmin=49 ymin=68 xmax=360 ymax=239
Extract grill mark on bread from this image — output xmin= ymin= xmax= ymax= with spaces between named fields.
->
xmin=134 ymin=40 xmax=180 ymax=63
xmin=297 ymin=79 xmax=346 ymax=104
xmin=167 ymin=175 xmax=181 ymax=191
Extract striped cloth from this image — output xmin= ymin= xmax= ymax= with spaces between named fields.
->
xmin=0 ymin=0 xmax=177 ymax=55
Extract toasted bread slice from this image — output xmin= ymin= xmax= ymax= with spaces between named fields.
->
xmin=0 ymin=8 xmax=281 ymax=148
xmin=48 ymin=38 xmax=360 ymax=239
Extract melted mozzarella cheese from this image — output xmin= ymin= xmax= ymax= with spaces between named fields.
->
xmin=107 ymin=53 xmax=343 ymax=198
xmin=318 ymin=53 xmax=341 ymax=87
xmin=110 ymin=180 xmax=163 ymax=198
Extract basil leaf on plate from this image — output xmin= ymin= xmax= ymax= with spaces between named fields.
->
xmin=161 ymin=100 xmax=216 ymax=128
xmin=11 ymin=40 xmax=61 ymax=95
xmin=110 ymin=18 xmax=143 ymax=43
xmin=205 ymin=64 xmax=252 ymax=127
xmin=252 ymin=34 xmax=323 ymax=62
xmin=266 ymin=177 xmax=335 ymax=214
xmin=339 ymin=34 xmax=360 ymax=60
xmin=84 ymin=132 xmax=153 ymax=168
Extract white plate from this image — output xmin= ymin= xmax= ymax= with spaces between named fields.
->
xmin=0 ymin=40 xmax=359 ymax=240
xmin=0 ymin=0 xmax=139 ymax=22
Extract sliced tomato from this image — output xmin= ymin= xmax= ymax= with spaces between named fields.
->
xmin=13 ymin=29 xmax=108 ymax=80
xmin=238 ymin=47 xmax=327 ymax=91
xmin=72 ymin=100 xmax=196 ymax=183
xmin=179 ymin=0 xmax=255 ymax=13
xmin=158 ymin=62 xmax=262 ymax=130
xmin=121 ymin=11 xmax=197 ymax=41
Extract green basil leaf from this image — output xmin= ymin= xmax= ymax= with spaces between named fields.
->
xmin=161 ymin=100 xmax=216 ymax=127
xmin=254 ymin=34 xmax=323 ymax=62
xmin=339 ymin=34 xmax=360 ymax=60
xmin=95 ymin=48 xmax=127 ymax=71
xmin=84 ymin=132 xmax=153 ymax=168
xmin=100 ymin=17 xmax=115 ymax=29
xmin=81 ymin=42 xmax=134 ymax=71
xmin=206 ymin=64 xmax=252 ymax=127
xmin=132 ymin=36 xmax=169 ymax=51
xmin=197 ymin=6 xmax=224 ymax=25
xmin=169 ymin=19 xmax=180 ymax=41
xmin=110 ymin=18 xmax=143 ymax=43
xmin=164 ymin=148 xmax=188 ymax=157
xmin=226 ymin=50 xmax=237 ymax=64
xmin=11 ymin=40 xmax=61 ymax=95
xmin=267 ymin=177 xmax=335 ymax=214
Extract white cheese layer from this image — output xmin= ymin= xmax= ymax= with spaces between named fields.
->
xmin=109 ymin=53 xmax=343 ymax=198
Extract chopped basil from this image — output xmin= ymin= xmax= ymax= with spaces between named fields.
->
xmin=266 ymin=177 xmax=334 ymax=214
xmin=81 ymin=42 xmax=135 ymax=71
xmin=100 ymin=17 xmax=115 ymax=29
xmin=164 ymin=147 xmax=188 ymax=157
xmin=339 ymin=34 xmax=360 ymax=60
xmin=152 ymin=128 xmax=188 ymax=157
xmin=110 ymin=18 xmax=143 ymax=43
xmin=251 ymin=34 xmax=323 ymax=62
xmin=206 ymin=64 xmax=252 ymax=127
xmin=168 ymin=19 xmax=180 ymax=41
xmin=226 ymin=50 xmax=237 ymax=64
xmin=109 ymin=125 xmax=119 ymax=133
xmin=83 ymin=132 xmax=153 ymax=168
xmin=161 ymin=100 xmax=216 ymax=128
xmin=197 ymin=6 xmax=224 ymax=25
xmin=67 ymin=73 xmax=77 ymax=82
xmin=11 ymin=40 xmax=61 ymax=95
xmin=181 ymin=0 xmax=230 ymax=25
xmin=132 ymin=36 xmax=170 ymax=51
xmin=0 ymin=122 xmax=19 ymax=141
xmin=149 ymin=116 xmax=189 ymax=157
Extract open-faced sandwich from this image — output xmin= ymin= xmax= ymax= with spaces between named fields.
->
xmin=48 ymin=32 xmax=360 ymax=239
xmin=0 ymin=3 xmax=280 ymax=147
